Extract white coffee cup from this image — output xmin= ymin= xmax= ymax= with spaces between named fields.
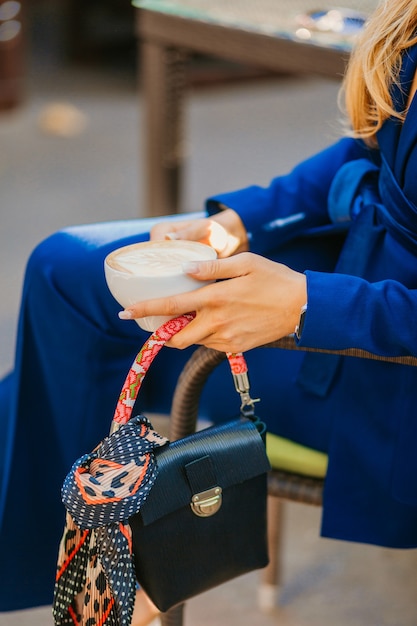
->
xmin=104 ymin=240 xmax=217 ymax=332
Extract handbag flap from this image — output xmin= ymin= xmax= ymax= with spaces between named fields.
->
xmin=139 ymin=417 xmax=271 ymax=526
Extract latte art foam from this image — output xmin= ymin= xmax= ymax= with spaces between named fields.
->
xmin=106 ymin=241 xmax=215 ymax=277
xmin=104 ymin=240 xmax=216 ymax=331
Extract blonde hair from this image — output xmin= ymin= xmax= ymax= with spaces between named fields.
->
xmin=341 ymin=0 xmax=417 ymax=145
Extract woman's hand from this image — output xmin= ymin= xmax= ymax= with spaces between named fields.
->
xmin=119 ymin=253 xmax=307 ymax=353
xmin=150 ymin=208 xmax=248 ymax=258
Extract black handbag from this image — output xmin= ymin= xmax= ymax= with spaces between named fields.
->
xmin=128 ymin=318 xmax=271 ymax=612
xmin=130 ymin=413 xmax=270 ymax=612
xmin=54 ymin=315 xmax=270 ymax=625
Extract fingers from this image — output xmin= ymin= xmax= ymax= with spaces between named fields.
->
xmin=169 ymin=221 xmax=241 ymax=257
xmin=166 ymin=317 xmax=212 ymax=350
xmin=118 ymin=284 xmax=208 ymax=323
xmin=149 ymin=217 xmax=244 ymax=258
xmin=182 ymin=253 xmax=251 ymax=281
xmin=118 ymin=254 xmax=252 ymax=321
xmin=150 ymin=220 xmax=212 ymax=244
xmin=117 ymin=252 xmax=308 ymax=354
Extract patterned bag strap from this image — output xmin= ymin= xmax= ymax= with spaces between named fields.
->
xmin=111 ymin=314 xmax=257 ymax=432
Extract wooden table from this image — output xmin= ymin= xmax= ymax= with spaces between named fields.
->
xmin=133 ymin=0 xmax=378 ymax=216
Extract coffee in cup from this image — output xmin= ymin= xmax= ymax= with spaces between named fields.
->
xmin=104 ymin=240 xmax=217 ymax=331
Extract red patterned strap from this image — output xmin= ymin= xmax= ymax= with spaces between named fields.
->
xmin=112 ymin=314 xmax=252 ymax=429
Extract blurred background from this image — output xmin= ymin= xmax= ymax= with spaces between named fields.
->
xmin=2 ymin=3 xmax=417 ymax=625
xmin=0 ymin=0 xmax=342 ymax=378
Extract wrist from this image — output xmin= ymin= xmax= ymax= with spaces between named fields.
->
xmin=290 ymin=272 xmax=307 ymax=339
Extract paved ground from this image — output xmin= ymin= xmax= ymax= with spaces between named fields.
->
xmin=1 ymin=499 xmax=417 ymax=625
xmin=1 ymin=10 xmax=417 ymax=625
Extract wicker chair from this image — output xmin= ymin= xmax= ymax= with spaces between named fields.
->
xmin=159 ymin=338 xmax=417 ymax=626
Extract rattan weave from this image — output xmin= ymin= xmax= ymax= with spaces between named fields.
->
xmin=161 ymin=338 xmax=416 ymax=625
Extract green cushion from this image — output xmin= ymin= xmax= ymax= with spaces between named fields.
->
xmin=266 ymin=433 xmax=328 ymax=478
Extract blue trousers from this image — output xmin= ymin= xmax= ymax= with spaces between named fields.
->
xmin=0 ymin=218 xmax=342 ymax=611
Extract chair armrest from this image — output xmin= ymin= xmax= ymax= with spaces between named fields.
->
xmin=169 ymin=337 xmax=417 ymax=441
xmin=270 ymin=335 xmax=417 ymax=366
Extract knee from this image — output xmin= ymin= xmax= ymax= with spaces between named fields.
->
xmin=26 ymin=229 xmax=90 ymax=287
xmin=22 ymin=221 xmax=157 ymax=325
xmin=23 ymin=213 xmax=206 ymax=307
xmin=25 ymin=221 xmax=147 ymax=289
xmin=24 ymin=227 xmax=120 ymax=317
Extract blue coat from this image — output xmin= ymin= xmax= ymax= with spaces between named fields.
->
xmin=1 ymin=44 xmax=417 ymax=613
xmin=206 ymin=43 xmax=417 ymax=548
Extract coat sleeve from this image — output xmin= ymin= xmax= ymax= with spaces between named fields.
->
xmin=205 ymin=137 xmax=373 ymax=255
xmin=299 ymin=270 xmax=417 ymax=358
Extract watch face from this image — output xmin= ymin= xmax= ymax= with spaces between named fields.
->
xmin=295 ymin=305 xmax=307 ymax=341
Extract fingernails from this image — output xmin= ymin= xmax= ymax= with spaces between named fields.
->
xmin=118 ymin=310 xmax=132 ymax=320
xmin=182 ymin=261 xmax=200 ymax=274
xmin=165 ymin=232 xmax=178 ymax=240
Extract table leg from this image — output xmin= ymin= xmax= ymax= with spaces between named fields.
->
xmin=141 ymin=41 xmax=187 ymax=216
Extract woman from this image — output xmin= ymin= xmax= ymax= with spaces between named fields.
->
xmin=1 ymin=0 xmax=417 ymax=623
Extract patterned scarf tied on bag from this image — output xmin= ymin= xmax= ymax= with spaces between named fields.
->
xmin=52 ymin=315 xmax=194 ymax=626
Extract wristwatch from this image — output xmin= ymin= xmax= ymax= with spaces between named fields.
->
xmin=295 ymin=304 xmax=308 ymax=340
